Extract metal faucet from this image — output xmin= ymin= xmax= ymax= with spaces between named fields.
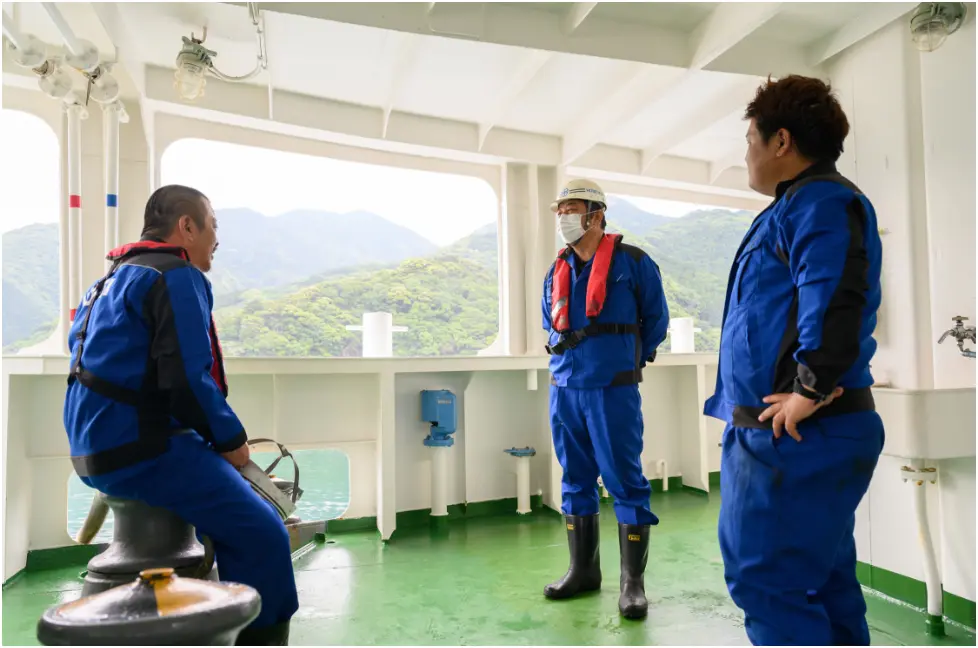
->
xmin=937 ymin=316 xmax=976 ymax=358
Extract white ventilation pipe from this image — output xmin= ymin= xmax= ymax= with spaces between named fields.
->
xmin=102 ymin=102 xmax=128 ymax=271
xmin=345 ymin=312 xmax=408 ymax=357
xmin=902 ymin=461 xmax=944 ymax=636
xmin=657 ymin=459 xmax=668 ymax=492
xmin=668 ymin=317 xmax=700 ymax=354
xmin=66 ymin=102 xmax=87 ymax=322
xmin=430 ymin=446 xmax=449 ymax=518
xmin=515 ymin=455 xmax=531 ymax=514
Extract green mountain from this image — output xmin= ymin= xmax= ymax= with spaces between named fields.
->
xmin=2 ymin=199 xmax=753 ymax=356
xmin=2 ymin=208 xmax=440 ymax=349
xmin=3 ymin=223 xmax=60 ymax=349
xmin=643 ymin=209 xmax=755 ymax=326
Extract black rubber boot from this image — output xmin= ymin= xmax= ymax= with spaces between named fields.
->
xmin=544 ymin=514 xmax=601 ymax=600
xmin=618 ymin=523 xmax=650 ymax=619
xmin=235 ymin=620 xmax=290 ymax=645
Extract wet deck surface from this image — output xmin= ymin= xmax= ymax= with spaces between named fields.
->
xmin=4 ymin=491 xmax=975 ymax=645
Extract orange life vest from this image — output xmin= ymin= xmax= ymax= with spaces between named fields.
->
xmin=547 ymin=233 xmax=640 ymax=356
xmin=551 ymin=233 xmax=620 ymax=332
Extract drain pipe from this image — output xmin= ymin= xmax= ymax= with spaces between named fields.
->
xmin=102 ymin=102 xmax=128 ymax=270
xmin=66 ymin=102 xmax=88 ymax=321
xmin=431 ymin=446 xmax=449 ymax=518
xmin=420 ymin=390 xmax=456 ymax=524
xmin=504 ymin=447 xmax=536 ymax=515
xmin=901 ymin=461 xmax=944 ymax=637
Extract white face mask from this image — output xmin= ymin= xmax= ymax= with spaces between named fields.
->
xmin=557 ymin=211 xmax=597 ymax=245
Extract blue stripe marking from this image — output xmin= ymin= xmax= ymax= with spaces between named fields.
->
xmin=106 ymin=194 xmax=118 ymax=207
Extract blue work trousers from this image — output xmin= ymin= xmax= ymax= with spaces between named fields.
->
xmin=550 ymin=385 xmax=658 ymax=526
xmin=83 ymin=433 xmax=299 ymax=630
xmin=719 ymin=411 xmax=884 ymax=645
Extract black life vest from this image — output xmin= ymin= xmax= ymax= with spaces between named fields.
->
xmin=70 ymin=241 xmax=229 ymax=400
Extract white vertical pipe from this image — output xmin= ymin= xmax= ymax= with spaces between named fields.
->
xmin=658 ymin=459 xmax=668 ymax=492
xmin=910 ymin=459 xmax=943 ymax=623
xmin=431 ymin=447 xmax=448 ymax=517
xmin=103 ymin=103 xmax=121 ymax=271
xmin=515 ymin=456 xmax=531 ymax=514
xmin=66 ymin=103 xmax=87 ymax=322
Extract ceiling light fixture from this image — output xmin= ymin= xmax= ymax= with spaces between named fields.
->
xmin=174 ymin=34 xmax=214 ymax=101
xmin=172 ymin=2 xmax=268 ymax=102
xmin=910 ymin=2 xmax=967 ymax=52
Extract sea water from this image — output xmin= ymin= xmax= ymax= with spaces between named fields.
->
xmin=67 ymin=449 xmax=352 ymax=544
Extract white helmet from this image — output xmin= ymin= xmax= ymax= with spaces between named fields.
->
xmin=550 ymin=178 xmax=607 ymax=212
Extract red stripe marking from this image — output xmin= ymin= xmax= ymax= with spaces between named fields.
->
xmin=70 ymin=308 xmax=77 ymax=321
xmin=69 ymin=195 xmax=81 ymax=209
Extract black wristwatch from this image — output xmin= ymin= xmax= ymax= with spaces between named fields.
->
xmin=793 ymin=376 xmax=828 ymax=403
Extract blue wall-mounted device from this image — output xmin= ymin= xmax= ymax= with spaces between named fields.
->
xmin=421 ymin=389 xmax=457 ymax=448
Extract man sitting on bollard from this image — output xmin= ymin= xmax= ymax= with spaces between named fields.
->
xmin=63 ymin=184 xmax=298 ymax=645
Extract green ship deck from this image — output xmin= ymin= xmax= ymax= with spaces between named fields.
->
xmin=4 ymin=491 xmax=975 ymax=646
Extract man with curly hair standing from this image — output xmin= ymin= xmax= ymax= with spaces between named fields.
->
xmin=705 ymin=75 xmax=885 ymax=645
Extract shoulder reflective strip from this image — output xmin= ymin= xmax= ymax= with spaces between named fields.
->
xmin=69 ymin=195 xmax=81 ymax=208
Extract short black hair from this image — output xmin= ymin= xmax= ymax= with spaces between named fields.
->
xmin=745 ymin=75 xmax=850 ymax=163
xmin=141 ymin=184 xmax=209 ymax=241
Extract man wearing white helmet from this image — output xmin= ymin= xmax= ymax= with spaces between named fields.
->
xmin=541 ymin=178 xmax=670 ymax=619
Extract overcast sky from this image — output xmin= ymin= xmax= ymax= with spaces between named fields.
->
xmin=2 ymin=108 xmax=735 ymax=244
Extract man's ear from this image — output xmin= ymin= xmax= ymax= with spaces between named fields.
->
xmin=776 ymin=128 xmax=792 ymax=155
xmin=177 ymin=214 xmax=195 ymax=236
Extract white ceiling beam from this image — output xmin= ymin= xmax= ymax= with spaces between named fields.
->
xmin=477 ymin=49 xmax=553 ymax=151
xmin=807 ymin=3 xmax=918 ymax=65
xmin=570 ymin=146 xmax=759 ymax=201
xmin=247 ymin=2 xmax=691 ymax=68
xmin=230 ymin=1 xmax=808 ymax=77
xmin=688 ymin=2 xmax=784 ymax=71
xmin=381 ymin=32 xmax=423 ymax=139
xmin=141 ymin=64 xmax=753 ymax=195
xmin=560 ymin=64 xmax=688 ymax=164
xmin=561 ymin=2 xmax=780 ymax=166
xmin=709 ymin=144 xmax=748 ymax=185
xmin=562 ymin=3 xmax=598 ymax=35
xmin=89 ymin=2 xmax=148 ymax=96
xmin=639 ymin=78 xmax=759 ymax=174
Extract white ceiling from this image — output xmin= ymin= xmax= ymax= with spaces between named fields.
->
xmin=2 ymin=1 xmax=922 ymax=193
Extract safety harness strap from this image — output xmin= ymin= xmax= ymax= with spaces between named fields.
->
xmin=72 ymin=368 xmax=141 ymax=406
xmin=67 ymin=267 xmax=120 ymax=392
xmin=71 ymin=437 xmax=170 ymax=478
xmin=545 ymin=322 xmax=640 ymax=355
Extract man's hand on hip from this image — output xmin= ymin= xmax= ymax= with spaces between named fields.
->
xmin=757 ymin=387 xmax=843 ymax=442
xmin=221 ymin=443 xmax=251 ymax=468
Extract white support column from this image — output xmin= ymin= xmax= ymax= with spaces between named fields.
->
xmin=376 ymin=371 xmax=396 ymax=540
xmin=503 ymin=163 xmax=530 ymax=356
xmin=684 ymin=364 xmax=711 ymax=492
xmin=524 ymin=166 xmax=560 ymax=357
